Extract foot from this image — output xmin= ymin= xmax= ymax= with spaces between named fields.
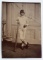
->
xmin=20 ymin=43 xmax=25 ymax=50
xmin=25 ymin=42 xmax=29 ymax=49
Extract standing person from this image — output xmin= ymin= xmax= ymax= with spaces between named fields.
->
xmin=16 ymin=10 xmax=29 ymax=49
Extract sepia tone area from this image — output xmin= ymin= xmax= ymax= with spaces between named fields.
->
xmin=2 ymin=2 xmax=41 ymax=58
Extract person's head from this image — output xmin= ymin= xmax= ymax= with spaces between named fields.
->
xmin=20 ymin=10 xmax=25 ymax=16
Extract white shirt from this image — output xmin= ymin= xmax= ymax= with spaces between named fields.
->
xmin=17 ymin=15 xmax=28 ymax=29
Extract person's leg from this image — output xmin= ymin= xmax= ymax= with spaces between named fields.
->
xmin=19 ymin=28 xmax=29 ymax=49
xmin=23 ymin=28 xmax=29 ymax=49
xmin=19 ymin=29 xmax=26 ymax=49
xmin=23 ymin=28 xmax=27 ymax=44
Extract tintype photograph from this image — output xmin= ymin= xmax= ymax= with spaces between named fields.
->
xmin=2 ymin=2 xmax=41 ymax=58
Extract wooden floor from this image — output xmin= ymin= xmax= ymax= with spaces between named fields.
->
xmin=2 ymin=40 xmax=41 ymax=58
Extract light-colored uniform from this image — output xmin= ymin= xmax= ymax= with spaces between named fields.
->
xmin=17 ymin=15 xmax=28 ymax=44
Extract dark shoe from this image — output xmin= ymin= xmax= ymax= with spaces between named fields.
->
xmin=21 ymin=46 xmax=24 ymax=50
xmin=25 ymin=42 xmax=29 ymax=49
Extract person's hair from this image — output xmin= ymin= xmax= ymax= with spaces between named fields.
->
xmin=20 ymin=10 xmax=25 ymax=14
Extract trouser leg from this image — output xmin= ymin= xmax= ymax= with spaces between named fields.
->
xmin=19 ymin=28 xmax=27 ymax=44
xmin=23 ymin=28 xmax=27 ymax=44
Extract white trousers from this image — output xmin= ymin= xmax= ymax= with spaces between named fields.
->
xmin=19 ymin=27 xmax=27 ymax=44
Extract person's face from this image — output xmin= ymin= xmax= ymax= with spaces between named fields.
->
xmin=20 ymin=12 xmax=25 ymax=16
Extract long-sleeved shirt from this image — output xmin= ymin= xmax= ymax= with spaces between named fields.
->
xmin=17 ymin=15 xmax=29 ymax=29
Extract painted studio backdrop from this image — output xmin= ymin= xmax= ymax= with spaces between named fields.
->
xmin=2 ymin=2 xmax=41 ymax=44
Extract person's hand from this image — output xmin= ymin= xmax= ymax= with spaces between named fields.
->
xmin=17 ymin=22 xmax=19 ymax=24
xmin=23 ymin=25 xmax=27 ymax=28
